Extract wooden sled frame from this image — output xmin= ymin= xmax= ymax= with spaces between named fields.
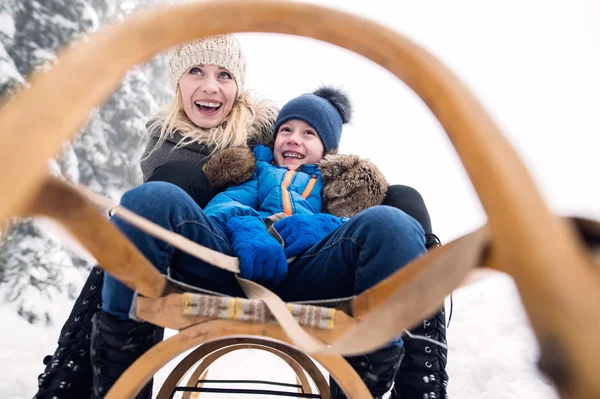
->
xmin=1 ymin=1 xmax=599 ymax=398
xmin=155 ymin=337 xmax=330 ymax=399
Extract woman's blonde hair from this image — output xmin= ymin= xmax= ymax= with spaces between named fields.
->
xmin=146 ymin=89 xmax=263 ymax=157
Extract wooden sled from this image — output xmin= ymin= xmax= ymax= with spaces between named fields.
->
xmin=155 ymin=337 xmax=331 ymax=399
xmin=1 ymin=1 xmax=599 ymax=398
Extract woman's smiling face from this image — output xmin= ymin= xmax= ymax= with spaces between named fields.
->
xmin=273 ymin=119 xmax=325 ymax=170
xmin=178 ymin=64 xmax=237 ymax=129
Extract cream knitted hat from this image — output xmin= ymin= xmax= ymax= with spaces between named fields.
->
xmin=167 ymin=35 xmax=246 ymax=92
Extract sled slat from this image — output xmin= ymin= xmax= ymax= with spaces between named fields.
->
xmin=136 ymin=292 xmax=355 ymax=339
xmin=22 ymin=176 xmax=167 ymax=299
xmin=352 ymin=226 xmax=489 ymax=319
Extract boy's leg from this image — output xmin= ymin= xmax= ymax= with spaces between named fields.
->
xmin=275 ymin=206 xmax=426 ymax=398
xmin=382 ymin=185 xmax=449 ymax=399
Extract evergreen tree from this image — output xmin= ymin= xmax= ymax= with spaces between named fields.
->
xmin=0 ymin=0 xmax=171 ymax=323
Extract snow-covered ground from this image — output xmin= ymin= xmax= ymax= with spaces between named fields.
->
xmin=2 ymin=272 xmax=558 ymax=399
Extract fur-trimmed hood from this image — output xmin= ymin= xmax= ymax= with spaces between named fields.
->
xmin=140 ymin=100 xmax=277 ymax=181
xmin=145 ymin=98 xmax=276 ymax=150
xmin=245 ymin=100 xmax=277 ymax=148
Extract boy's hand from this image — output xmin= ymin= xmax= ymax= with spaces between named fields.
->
xmin=226 ymin=216 xmax=287 ymax=285
xmin=274 ymin=214 xmax=343 ymax=258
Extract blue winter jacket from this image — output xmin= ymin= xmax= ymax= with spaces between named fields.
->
xmin=204 ymin=146 xmax=333 ymax=228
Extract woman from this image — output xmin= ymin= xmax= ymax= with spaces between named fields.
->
xmin=35 ymin=34 xmax=276 ymax=399
xmin=36 ymin=35 xmax=447 ymax=399
xmin=93 ymin=84 xmax=424 ymax=399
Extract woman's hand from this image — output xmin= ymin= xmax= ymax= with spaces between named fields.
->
xmin=274 ymin=214 xmax=343 ymax=258
xmin=320 ymin=154 xmax=388 ymax=218
xmin=203 ymin=147 xmax=256 ymax=191
xmin=226 ymin=216 xmax=288 ymax=285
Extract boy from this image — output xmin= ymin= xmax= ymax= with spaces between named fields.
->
xmin=204 ymin=86 xmax=352 ymax=285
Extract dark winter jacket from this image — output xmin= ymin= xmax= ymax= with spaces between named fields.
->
xmin=140 ymin=131 xmax=210 ymax=181
xmin=139 ymin=100 xmax=277 ymax=182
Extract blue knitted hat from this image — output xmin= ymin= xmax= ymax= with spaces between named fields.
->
xmin=273 ymin=86 xmax=352 ymax=152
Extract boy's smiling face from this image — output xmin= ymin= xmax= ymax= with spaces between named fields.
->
xmin=273 ymin=119 xmax=325 ymax=170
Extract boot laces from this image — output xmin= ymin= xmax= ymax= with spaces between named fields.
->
xmin=394 ymin=307 xmax=449 ymax=399
xmin=35 ymin=270 xmax=103 ymax=398
xmin=422 ymin=373 xmax=448 ymax=393
xmin=422 ymin=311 xmax=449 ymax=388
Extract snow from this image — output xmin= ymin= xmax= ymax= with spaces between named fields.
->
xmin=0 ymin=291 xmax=80 ymax=399
xmin=49 ymin=14 xmax=79 ymax=31
xmin=81 ymin=2 xmax=100 ymax=31
xmin=445 ymin=275 xmax=558 ymax=398
xmin=0 ymin=12 xmax=16 ymax=39
xmin=0 ymin=42 xmax=24 ymax=85
xmin=0 ymin=273 xmax=560 ymax=398
xmin=31 ymin=48 xmax=57 ymax=63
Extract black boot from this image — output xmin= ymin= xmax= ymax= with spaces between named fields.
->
xmin=330 ymin=345 xmax=406 ymax=399
xmin=393 ymin=233 xmax=449 ymax=399
xmin=392 ymin=307 xmax=448 ymax=399
xmin=35 ymin=266 xmax=105 ymax=399
xmin=90 ymin=311 xmax=162 ymax=399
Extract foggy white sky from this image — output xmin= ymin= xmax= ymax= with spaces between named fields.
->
xmin=236 ymin=0 xmax=600 ymax=242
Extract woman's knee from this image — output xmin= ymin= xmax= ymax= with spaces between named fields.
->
xmin=355 ymin=206 xmax=426 ymax=251
xmin=120 ymin=181 xmax=197 ymax=217
xmin=347 ymin=206 xmax=426 ymax=287
xmin=356 ymin=205 xmax=424 ymax=233
xmin=383 ymin=185 xmax=432 ymax=234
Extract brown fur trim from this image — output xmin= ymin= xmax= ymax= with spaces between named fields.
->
xmin=202 ymin=100 xmax=277 ymax=191
xmin=246 ymin=101 xmax=277 ymax=147
xmin=203 ymin=146 xmax=256 ymax=191
xmin=320 ymin=154 xmax=389 ymax=218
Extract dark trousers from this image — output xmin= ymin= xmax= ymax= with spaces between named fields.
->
xmin=38 ymin=160 xmax=435 ymax=398
xmin=103 ymin=182 xmax=425 ymax=323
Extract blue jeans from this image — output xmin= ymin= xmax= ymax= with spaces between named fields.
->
xmin=103 ymin=182 xmax=426 ymax=331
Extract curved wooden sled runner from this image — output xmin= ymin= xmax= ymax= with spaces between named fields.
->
xmin=1 ymin=1 xmax=599 ymax=398
xmin=155 ymin=338 xmax=330 ymax=399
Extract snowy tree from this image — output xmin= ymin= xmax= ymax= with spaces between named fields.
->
xmin=0 ymin=0 xmax=172 ymax=323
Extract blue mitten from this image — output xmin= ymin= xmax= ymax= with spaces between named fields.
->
xmin=225 ymin=216 xmax=288 ymax=285
xmin=273 ymin=214 xmax=343 ymax=258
